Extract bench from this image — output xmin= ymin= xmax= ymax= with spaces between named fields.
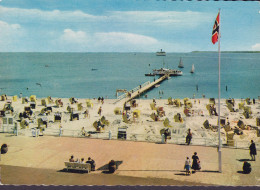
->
xmin=64 ymin=162 xmax=91 ymax=173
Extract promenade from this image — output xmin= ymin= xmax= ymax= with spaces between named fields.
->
xmin=0 ymin=134 xmax=259 ymax=186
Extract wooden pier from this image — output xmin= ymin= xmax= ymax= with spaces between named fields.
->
xmin=114 ymin=74 xmax=169 ymax=104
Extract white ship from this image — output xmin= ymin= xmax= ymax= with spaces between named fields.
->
xmin=156 ymin=49 xmax=166 ymax=56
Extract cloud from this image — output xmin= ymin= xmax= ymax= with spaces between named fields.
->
xmin=252 ymin=43 xmax=260 ymax=51
xmin=0 ymin=20 xmax=21 ymax=32
xmin=0 ymin=6 xmax=213 ymax=52
xmin=0 ymin=5 xmax=212 ymax=28
xmin=94 ymin=32 xmax=158 ymax=46
xmin=0 ymin=20 xmax=24 ymax=51
xmin=60 ymin=29 xmax=89 ymax=44
xmin=54 ymin=29 xmax=194 ymax=52
xmin=55 ymin=29 xmax=160 ymax=52
xmin=109 ymin=11 xmax=212 ymax=27
xmin=0 ymin=6 xmax=106 ymax=23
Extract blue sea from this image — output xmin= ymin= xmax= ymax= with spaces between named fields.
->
xmin=0 ymin=52 xmax=259 ymax=99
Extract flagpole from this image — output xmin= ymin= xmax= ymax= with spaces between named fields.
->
xmin=218 ymin=9 xmax=222 ymax=173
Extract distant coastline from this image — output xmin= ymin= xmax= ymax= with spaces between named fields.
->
xmin=192 ymin=51 xmax=260 ymax=53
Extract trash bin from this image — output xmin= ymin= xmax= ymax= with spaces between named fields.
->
xmin=117 ymin=127 xmax=127 ymax=140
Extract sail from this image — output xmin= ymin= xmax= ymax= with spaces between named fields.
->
xmin=190 ymin=64 xmax=195 ymax=73
xmin=178 ymin=58 xmax=184 ymax=68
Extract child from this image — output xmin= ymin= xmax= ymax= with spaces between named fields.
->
xmin=184 ymin=157 xmax=191 ymax=175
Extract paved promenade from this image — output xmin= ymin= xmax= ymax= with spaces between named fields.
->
xmin=0 ymin=134 xmax=259 ymax=185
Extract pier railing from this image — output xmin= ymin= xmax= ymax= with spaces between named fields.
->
xmin=116 ymin=81 xmax=151 ymax=100
xmin=1 ymin=126 xmax=259 ymax=151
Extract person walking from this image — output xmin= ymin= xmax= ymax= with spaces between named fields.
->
xmin=59 ymin=124 xmax=63 ymax=137
xmin=184 ymin=157 xmax=191 ymax=175
xmin=98 ymin=106 xmax=102 ymax=116
xmin=249 ymin=140 xmax=257 ymax=161
xmin=191 ymin=152 xmax=201 ymax=173
xmin=186 ymin=129 xmax=192 ymax=145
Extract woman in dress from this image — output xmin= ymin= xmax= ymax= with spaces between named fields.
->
xmin=191 ymin=152 xmax=201 ymax=173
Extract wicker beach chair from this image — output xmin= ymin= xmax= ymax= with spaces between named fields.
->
xmin=77 ymin=103 xmax=83 ymax=111
xmin=12 ymin=96 xmax=17 ymax=102
xmin=30 ymin=95 xmax=36 ymax=102
xmin=41 ymin=99 xmax=47 ymax=106
xmin=114 ymin=107 xmax=122 ymax=115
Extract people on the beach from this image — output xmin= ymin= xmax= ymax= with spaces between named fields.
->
xmin=84 ymin=109 xmax=89 ymax=118
xmin=86 ymin=157 xmax=96 ymax=171
xmin=81 ymin=127 xmax=86 ymax=136
xmin=186 ymin=129 xmax=192 ymax=145
xmin=69 ymin=155 xmax=75 ymax=162
xmin=59 ymin=125 xmax=63 ymax=137
xmin=243 ymin=161 xmax=251 ymax=174
xmin=191 ymin=152 xmax=201 ymax=173
xmin=184 ymin=157 xmax=191 ymax=175
xmin=164 ymin=128 xmax=170 ymax=143
xmin=80 ymin=158 xmax=85 ymax=163
xmin=249 ymin=140 xmax=257 ymax=161
xmin=153 ymin=98 xmax=156 ymax=105
xmin=126 ymin=111 xmax=131 ymax=120
xmin=98 ymin=106 xmax=102 ymax=116
xmin=108 ymin=160 xmax=116 ymax=173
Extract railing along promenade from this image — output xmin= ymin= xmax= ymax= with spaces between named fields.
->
xmin=1 ymin=126 xmax=259 ymax=151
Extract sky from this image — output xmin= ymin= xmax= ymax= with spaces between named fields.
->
xmin=0 ymin=0 xmax=259 ymax=52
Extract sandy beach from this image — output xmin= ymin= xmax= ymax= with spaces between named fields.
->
xmin=0 ymin=96 xmax=260 ymax=185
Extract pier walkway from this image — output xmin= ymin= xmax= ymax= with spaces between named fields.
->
xmin=114 ymin=74 xmax=169 ymax=105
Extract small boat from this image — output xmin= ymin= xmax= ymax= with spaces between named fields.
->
xmin=145 ymin=73 xmax=156 ymax=76
xmin=190 ymin=64 xmax=195 ymax=73
xmin=91 ymin=68 xmax=98 ymax=71
xmin=155 ymin=84 xmax=160 ymax=88
xmin=156 ymin=49 xmax=166 ymax=56
xmin=178 ymin=57 xmax=184 ymax=68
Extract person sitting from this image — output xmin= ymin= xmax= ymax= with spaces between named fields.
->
xmin=108 ymin=160 xmax=116 ymax=173
xmin=243 ymin=161 xmax=251 ymax=174
xmin=86 ymin=157 xmax=96 ymax=171
xmin=80 ymin=158 xmax=85 ymax=163
xmin=69 ymin=155 xmax=75 ymax=162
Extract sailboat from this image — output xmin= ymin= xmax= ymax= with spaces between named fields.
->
xmin=178 ymin=57 xmax=184 ymax=68
xmin=190 ymin=64 xmax=195 ymax=73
